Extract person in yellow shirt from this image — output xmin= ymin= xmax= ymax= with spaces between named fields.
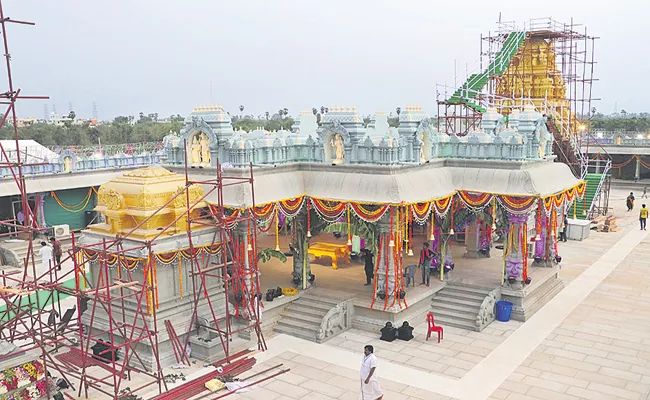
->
xmin=640 ymin=204 xmax=648 ymax=231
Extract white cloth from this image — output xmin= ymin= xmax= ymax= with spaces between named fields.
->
xmin=360 ymin=354 xmax=382 ymax=400
xmin=39 ymin=245 xmax=53 ymax=271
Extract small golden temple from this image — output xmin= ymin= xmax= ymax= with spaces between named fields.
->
xmin=91 ymin=166 xmax=207 ymax=239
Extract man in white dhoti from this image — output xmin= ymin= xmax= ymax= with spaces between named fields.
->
xmin=39 ymin=241 xmax=53 ymax=274
xmin=360 ymin=345 xmax=383 ymax=400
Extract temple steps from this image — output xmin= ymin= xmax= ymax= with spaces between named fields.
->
xmin=2 ymin=236 xmax=73 ymax=266
xmin=274 ymin=292 xmax=344 ymax=343
xmin=430 ymin=284 xmax=493 ymax=332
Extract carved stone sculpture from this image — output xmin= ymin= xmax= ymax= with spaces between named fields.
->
xmin=191 ymin=136 xmax=201 ymax=164
xmin=200 ymin=133 xmax=211 ymax=165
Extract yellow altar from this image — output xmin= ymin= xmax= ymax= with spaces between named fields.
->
xmin=90 ymin=166 xmax=208 ymax=240
xmin=308 ymin=242 xmax=351 ymax=270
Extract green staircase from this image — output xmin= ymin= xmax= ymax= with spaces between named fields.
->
xmin=574 ymin=173 xmax=603 ymax=220
xmin=447 ymin=31 xmax=527 ymax=109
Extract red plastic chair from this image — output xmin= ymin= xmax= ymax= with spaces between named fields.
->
xmin=426 ymin=313 xmax=444 ymax=343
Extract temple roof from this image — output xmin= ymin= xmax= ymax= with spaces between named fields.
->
xmin=180 ymin=160 xmax=579 ymax=208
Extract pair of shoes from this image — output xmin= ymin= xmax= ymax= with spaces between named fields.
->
xmin=364 ymin=283 xmax=371 ymax=286
xmin=426 ymin=284 xmax=430 ymax=287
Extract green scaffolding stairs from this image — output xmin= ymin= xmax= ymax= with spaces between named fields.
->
xmin=574 ymin=173 xmax=605 ymax=220
xmin=446 ymin=31 xmax=527 ymax=112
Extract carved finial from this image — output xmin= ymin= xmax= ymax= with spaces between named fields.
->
xmin=346 ymin=106 xmax=351 ymax=112
xmin=353 ymin=106 xmax=357 ymax=113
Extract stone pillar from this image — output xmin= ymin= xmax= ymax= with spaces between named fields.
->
xmin=232 ymin=220 xmax=253 ymax=293
xmin=595 ymin=158 xmax=601 ymax=174
xmin=503 ymin=213 xmax=529 ymax=289
xmin=464 ymin=220 xmax=480 ymax=258
xmin=292 ymin=207 xmax=312 ymax=289
xmin=375 ymin=217 xmax=398 ymax=301
xmin=464 ymin=219 xmax=491 ymax=259
xmin=635 ymin=158 xmax=641 ymax=180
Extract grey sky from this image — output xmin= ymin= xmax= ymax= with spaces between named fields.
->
xmin=4 ymin=0 xmax=644 ymax=120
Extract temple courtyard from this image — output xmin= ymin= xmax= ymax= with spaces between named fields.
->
xmin=151 ymin=187 xmax=650 ymax=400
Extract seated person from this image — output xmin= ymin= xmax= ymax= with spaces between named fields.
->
xmin=397 ymin=321 xmax=414 ymax=341
xmin=379 ymin=322 xmax=397 ymax=342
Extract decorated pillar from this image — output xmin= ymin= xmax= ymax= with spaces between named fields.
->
xmin=373 ymin=209 xmax=405 ymax=309
xmin=503 ymin=212 xmax=530 ymax=289
xmin=533 ymin=202 xmax=559 ymax=267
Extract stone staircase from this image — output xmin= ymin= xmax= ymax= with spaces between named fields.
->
xmin=274 ymin=292 xmax=352 ymax=343
xmin=431 ymin=283 xmax=494 ymax=332
xmin=1 ymin=236 xmax=73 ymax=267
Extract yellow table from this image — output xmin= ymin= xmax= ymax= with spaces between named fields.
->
xmin=307 ymin=242 xmax=351 ymax=270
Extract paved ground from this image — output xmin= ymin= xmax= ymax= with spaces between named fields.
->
xmin=207 ymin=189 xmax=650 ymax=400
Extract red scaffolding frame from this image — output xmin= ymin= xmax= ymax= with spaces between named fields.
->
xmin=0 ymin=3 xmax=264 ymax=399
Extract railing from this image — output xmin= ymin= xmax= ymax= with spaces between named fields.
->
xmin=315 ymin=299 xmax=354 ymax=343
xmin=587 ymin=159 xmax=612 ymax=218
xmin=47 ymin=141 xmax=163 ymax=157
xmin=476 ymin=288 xmax=500 ymax=330
xmin=585 ymin=133 xmax=650 ymax=147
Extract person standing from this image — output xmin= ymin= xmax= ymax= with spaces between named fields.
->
xmin=640 ymin=204 xmax=648 ymax=231
xmin=627 ymin=192 xmax=635 ymax=211
xmin=419 ymin=242 xmax=434 ymax=287
xmin=362 ymin=249 xmax=374 ymax=286
xmin=39 ymin=241 xmax=53 ymax=273
xmin=49 ymin=237 xmax=62 ymax=271
xmin=561 ymin=216 xmax=568 ymax=242
xmin=360 ymin=345 xmax=383 ymax=400
xmin=16 ymin=209 xmax=24 ymax=225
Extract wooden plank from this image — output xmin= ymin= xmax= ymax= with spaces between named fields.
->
xmin=82 ymin=281 xmax=138 ymax=294
xmin=0 ymin=286 xmax=33 ymax=296
xmin=189 ymin=261 xmax=233 ymax=276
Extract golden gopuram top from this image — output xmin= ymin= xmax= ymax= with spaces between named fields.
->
xmin=91 ymin=166 xmax=208 ymax=240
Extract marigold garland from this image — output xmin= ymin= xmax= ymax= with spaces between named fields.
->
xmin=498 ymin=195 xmax=537 ymax=214
xmin=433 ymin=196 xmax=453 ymax=216
xmin=350 ymin=203 xmax=389 ymax=222
xmin=51 ymin=187 xmax=94 ymax=213
xmin=411 ymin=202 xmax=432 ymax=224
xmin=310 ymin=198 xmax=347 ymax=221
xmin=458 ymin=191 xmax=494 ymax=211
xmin=277 ymin=197 xmax=305 ymax=218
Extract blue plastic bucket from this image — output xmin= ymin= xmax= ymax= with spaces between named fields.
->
xmin=496 ymin=300 xmax=513 ymax=322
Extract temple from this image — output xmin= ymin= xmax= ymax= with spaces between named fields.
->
xmin=0 ymin=17 xmax=605 ymax=400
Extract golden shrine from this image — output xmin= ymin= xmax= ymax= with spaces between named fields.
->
xmin=496 ymin=35 xmax=573 ymax=130
xmin=91 ymin=166 xmax=207 ymax=239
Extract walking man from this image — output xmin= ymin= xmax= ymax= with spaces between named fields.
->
xmin=360 ymin=345 xmax=383 ymax=400
xmin=39 ymin=241 xmax=53 ymax=273
xmin=643 ymin=186 xmax=648 ymax=199
xmin=49 ymin=237 xmax=62 ymax=271
xmin=419 ymin=242 xmax=434 ymax=287
xmin=640 ymin=204 xmax=648 ymax=231
xmin=627 ymin=192 xmax=635 ymax=211
xmin=362 ymin=249 xmax=374 ymax=286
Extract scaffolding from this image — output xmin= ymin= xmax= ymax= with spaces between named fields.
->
xmin=0 ymin=3 xmax=264 ymax=399
xmin=436 ymin=17 xmax=598 ymax=147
